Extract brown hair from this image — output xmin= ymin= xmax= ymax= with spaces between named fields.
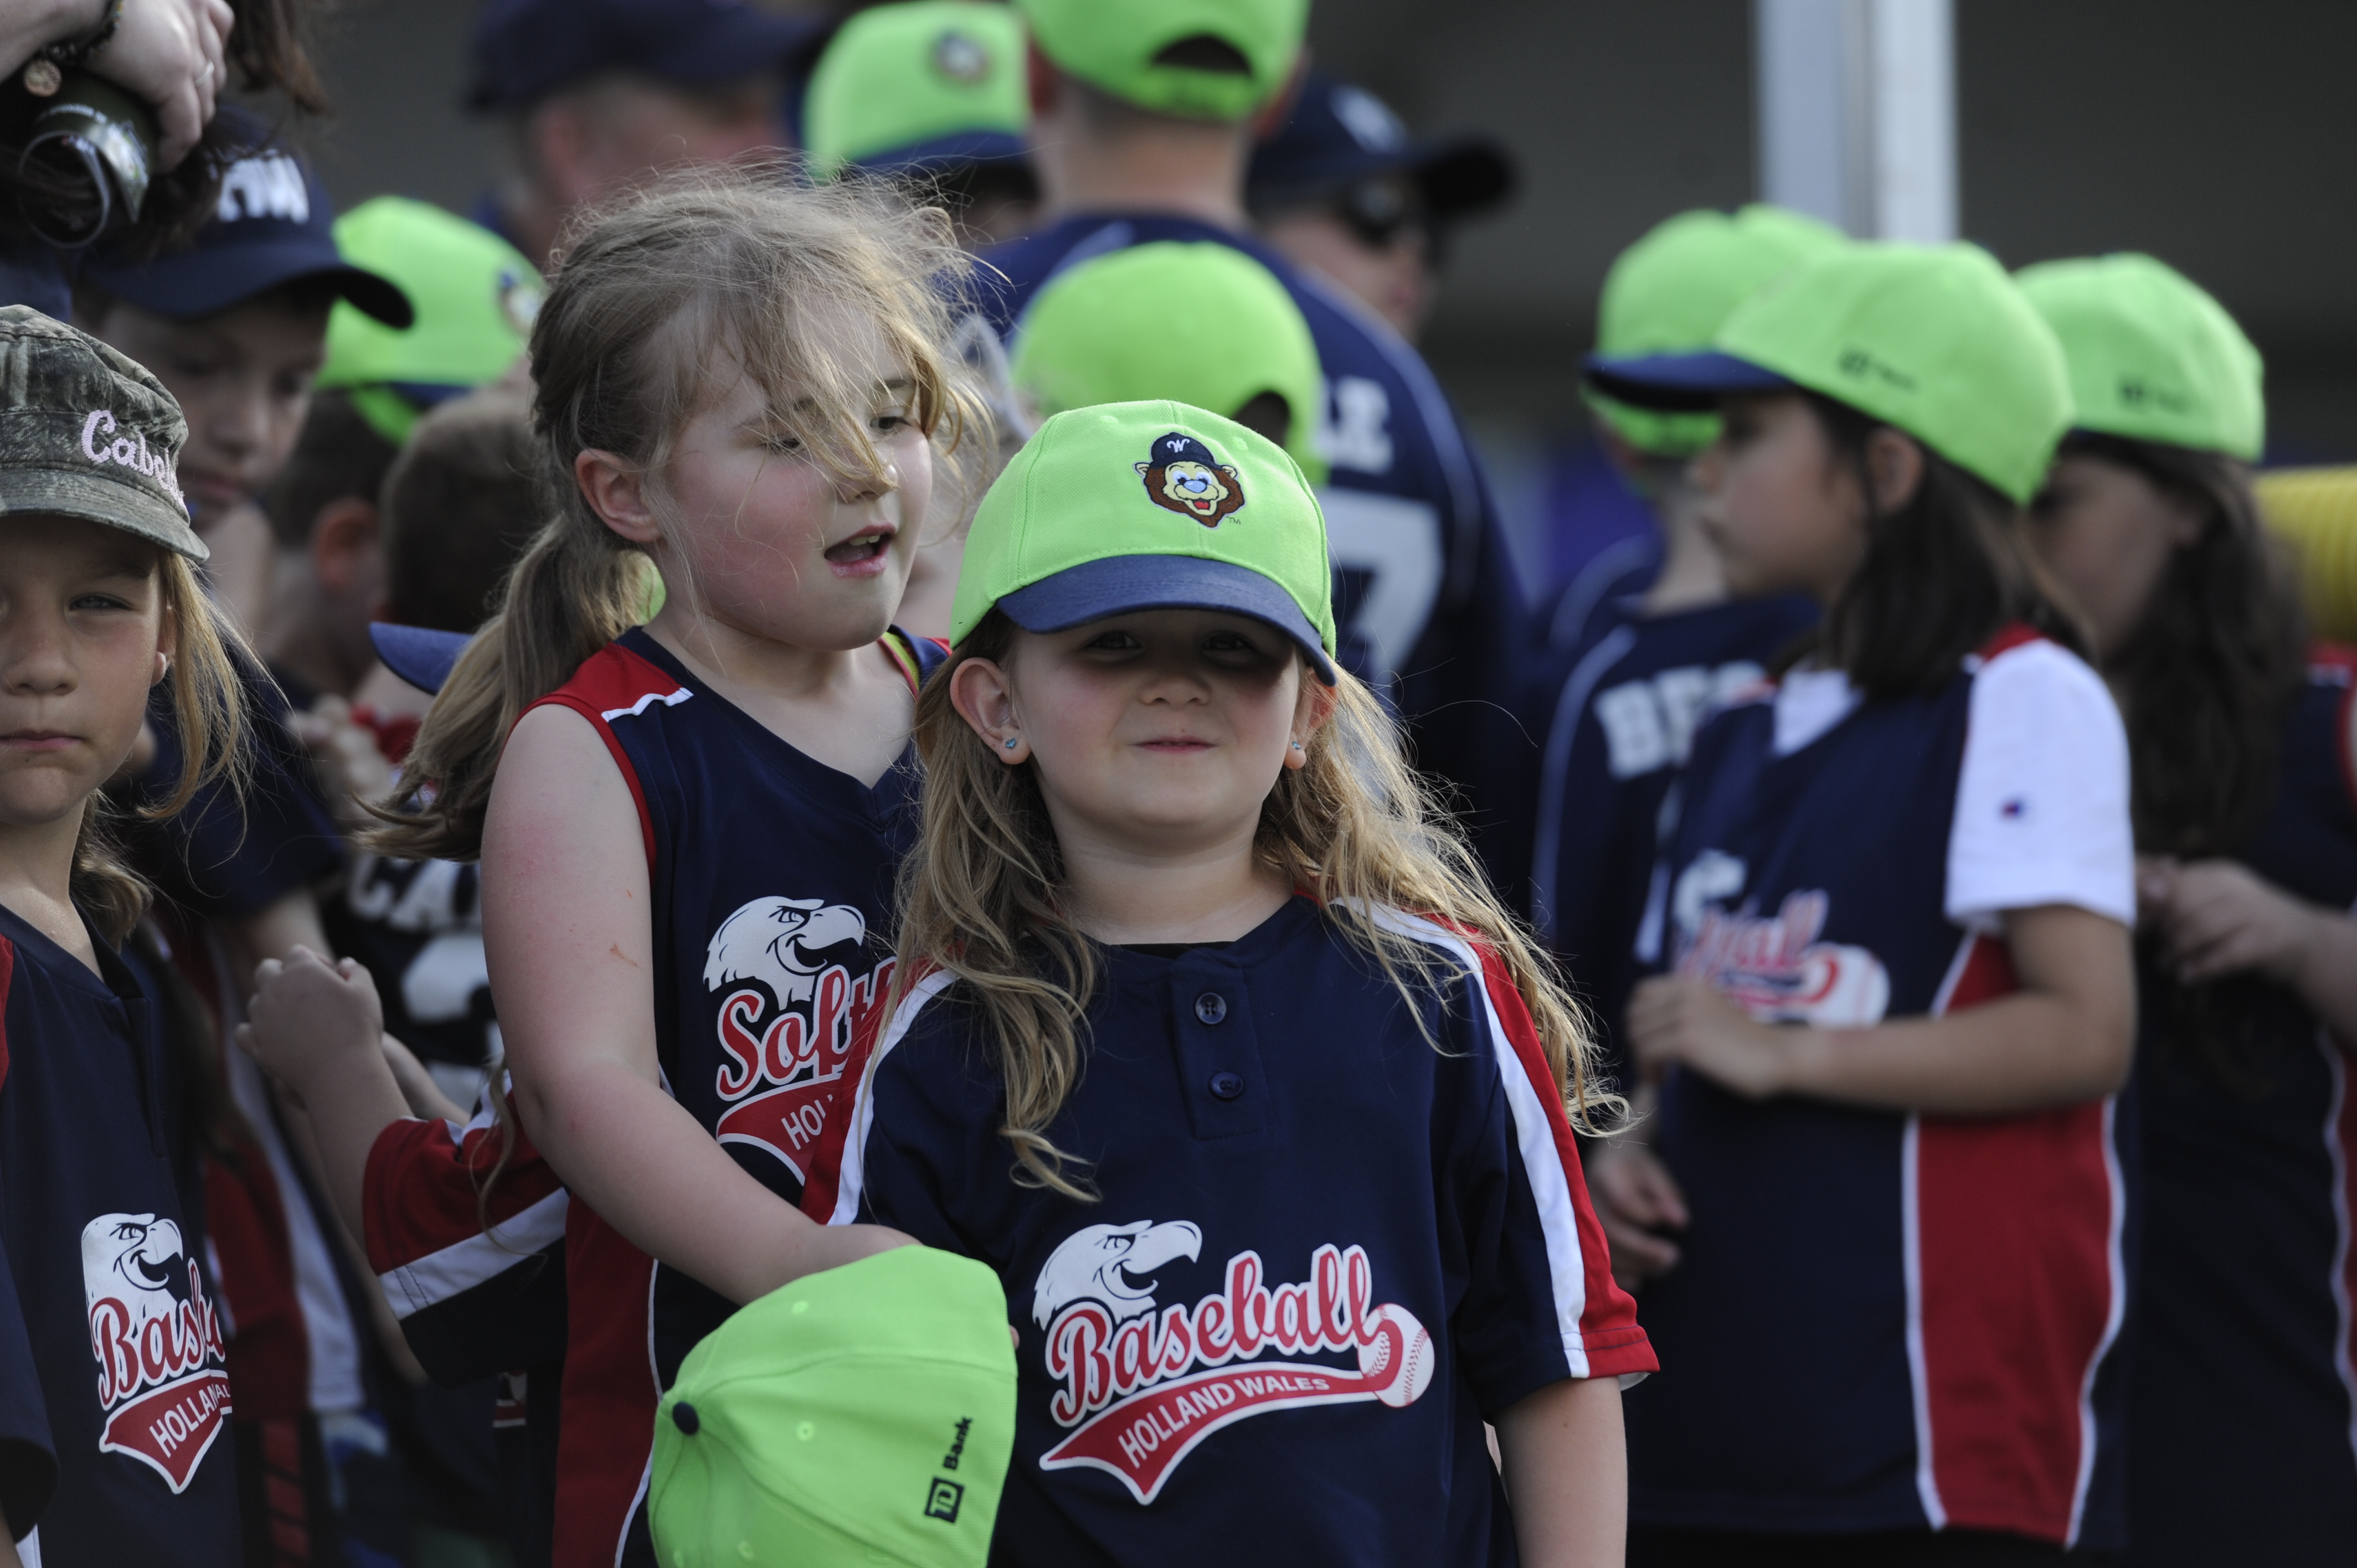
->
xmin=260 ymin=390 xmax=400 ymax=550
xmin=369 ymin=166 xmax=982 ymax=862
xmin=1794 ymin=392 xmax=2088 ymax=697
xmin=892 ymin=611 xmax=1622 ymax=1201
xmin=77 ymin=551 xmax=252 ymax=946
xmin=380 ymin=386 xmax=542 ymax=633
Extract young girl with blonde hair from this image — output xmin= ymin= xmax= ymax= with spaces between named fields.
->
xmin=817 ymin=401 xmax=1653 ymax=1566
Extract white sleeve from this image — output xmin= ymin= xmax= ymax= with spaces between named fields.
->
xmin=1944 ymin=640 xmax=2135 ymax=931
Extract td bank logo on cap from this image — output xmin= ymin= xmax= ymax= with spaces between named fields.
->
xmin=1136 ymin=431 xmax=1245 ymax=526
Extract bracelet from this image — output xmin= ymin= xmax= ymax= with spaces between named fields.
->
xmin=22 ymin=0 xmax=122 ymax=96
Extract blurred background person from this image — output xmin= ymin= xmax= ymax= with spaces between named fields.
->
xmin=1246 ymin=67 xmax=1513 ymax=345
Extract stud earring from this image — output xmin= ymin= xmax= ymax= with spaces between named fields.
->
xmin=1290 ymin=741 xmax=1304 ymax=752
xmin=1004 ymin=737 xmax=1019 ymax=749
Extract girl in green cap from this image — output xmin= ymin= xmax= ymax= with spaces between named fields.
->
xmin=2019 ymin=254 xmax=2357 ymax=1566
xmin=818 ymin=399 xmax=1653 ymax=1565
xmin=1583 ymin=242 xmax=2140 ymax=1560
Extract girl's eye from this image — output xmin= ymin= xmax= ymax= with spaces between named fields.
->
xmin=764 ymin=431 xmax=803 ymax=453
xmin=1084 ymin=630 xmax=1142 ymax=652
xmin=872 ymin=411 xmax=910 ymax=434
xmin=69 ymin=592 xmax=129 ymax=612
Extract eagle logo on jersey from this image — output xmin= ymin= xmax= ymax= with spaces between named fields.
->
xmin=81 ymin=1213 xmax=231 ymax=1492
xmin=1670 ymin=854 xmax=1892 ymax=1028
xmin=1136 ymin=431 xmax=1246 ymax=526
xmin=1033 ymin=1219 xmax=1435 ymax=1504
xmin=705 ymin=897 xmax=892 ymax=1178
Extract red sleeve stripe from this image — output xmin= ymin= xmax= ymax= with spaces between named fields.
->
xmin=822 ymin=966 xmax=961 ymax=1226
xmin=377 ymin=1187 xmax=570 ymax=1321
xmin=1364 ymin=906 xmax=1657 ymax=1381
xmin=521 ymin=642 xmax=682 ymax=871
xmin=361 ymin=1102 xmax=566 ymax=1276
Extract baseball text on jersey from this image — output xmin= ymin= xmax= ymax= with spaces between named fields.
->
xmin=80 ymin=1213 xmax=232 ymax=1492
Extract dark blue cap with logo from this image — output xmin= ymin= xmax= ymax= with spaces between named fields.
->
xmin=1248 ymin=71 xmax=1513 ymax=222
xmin=81 ymin=110 xmax=411 ymax=327
xmin=370 ymin=622 xmax=473 ymax=695
xmin=470 ymin=0 xmax=834 ymax=111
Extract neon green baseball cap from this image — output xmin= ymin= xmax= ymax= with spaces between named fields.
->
xmin=2015 ymin=253 xmax=2264 ymax=462
xmin=1584 ymin=241 xmax=2073 ymax=506
xmin=804 ymin=3 xmax=1030 ymax=181
xmin=1015 ymin=0 xmax=1306 ymax=122
xmin=318 ymin=197 xmax=544 ymax=446
xmin=649 ymin=1246 xmax=1017 ymax=1568
xmin=1012 ymin=241 xmax=1326 ymax=482
xmin=1587 ymin=205 xmax=1846 ymax=458
xmin=952 ymin=400 xmax=1336 ymax=681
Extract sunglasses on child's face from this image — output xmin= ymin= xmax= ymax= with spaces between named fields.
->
xmin=1334 ymin=177 xmax=1433 ymax=254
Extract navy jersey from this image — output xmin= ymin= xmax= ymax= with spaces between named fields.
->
xmin=826 ymin=896 xmax=1654 ymax=1566
xmin=1630 ymin=630 xmax=2137 ymax=1548
xmin=2127 ymin=650 xmax=2357 ymax=1566
xmin=517 ymin=626 xmax=940 ymax=1567
xmin=324 ymin=852 xmax=495 ymax=1082
xmin=0 ymin=901 xmax=240 ymax=1566
xmin=1521 ymin=592 xmax=1817 ymax=1051
xmin=979 ymin=216 xmax=1523 ymax=767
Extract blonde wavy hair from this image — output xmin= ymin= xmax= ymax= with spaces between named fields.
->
xmin=893 ymin=610 xmax=1626 ymax=1200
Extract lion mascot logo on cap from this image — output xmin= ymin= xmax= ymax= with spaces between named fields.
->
xmin=1136 ymin=431 xmax=1246 ymax=527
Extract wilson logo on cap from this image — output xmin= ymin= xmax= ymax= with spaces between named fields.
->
xmin=81 ymin=409 xmax=186 ymax=511
xmin=1136 ymin=431 xmax=1245 ymax=527
xmin=214 ymin=152 xmax=310 ymax=224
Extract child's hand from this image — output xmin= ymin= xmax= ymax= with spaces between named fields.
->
xmin=1588 ymin=1141 xmax=1687 ymax=1291
xmin=238 ymin=947 xmax=387 ymax=1102
xmin=2140 ymin=857 xmax=2327 ymax=986
xmin=287 ymin=695 xmax=398 ymax=836
xmin=1628 ymin=974 xmax=1813 ymax=1100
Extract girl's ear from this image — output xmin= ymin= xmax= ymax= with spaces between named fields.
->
xmin=1864 ymin=428 xmax=1927 ymax=515
xmin=950 ymin=655 xmax=1028 ymax=765
xmin=1286 ymin=671 xmax=1337 ymax=767
xmin=153 ymin=584 xmax=176 ymax=688
xmin=575 ymin=450 xmax=662 ymax=547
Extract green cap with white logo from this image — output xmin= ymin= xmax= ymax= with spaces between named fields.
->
xmin=1012 ymin=241 xmax=1326 ymax=482
xmin=953 ymin=400 xmax=1336 ymax=682
xmin=649 ymin=1246 xmax=1017 ymax=1568
xmin=1585 ymin=241 xmax=2074 ymax=506
xmin=1588 ymin=204 xmax=1846 ymax=458
xmin=318 ymin=198 xmax=543 ymax=446
xmin=804 ymin=2 xmax=1031 ymax=181
xmin=1015 ymin=0 xmax=1306 ymax=123
xmin=2015 ymin=252 xmax=2263 ymax=461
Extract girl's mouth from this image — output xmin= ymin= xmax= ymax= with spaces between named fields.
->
xmin=1140 ymin=739 xmax=1213 ymax=752
xmin=1 ymin=730 xmax=78 ymax=751
xmin=824 ymin=528 xmax=894 ymax=578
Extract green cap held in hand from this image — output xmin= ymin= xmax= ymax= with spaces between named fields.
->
xmin=804 ymin=2 xmax=1031 ymax=180
xmin=953 ymin=400 xmax=1336 ymax=681
xmin=1588 ymin=205 xmax=1846 ymax=458
xmin=1016 ymin=0 xmax=1307 ymax=122
xmin=1012 ymin=241 xmax=1326 ymax=481
xmin=319 ymin=198 xmax=543 ymax=446
xmin=649 ymin=1246 xmax=1017 ymax=1568
xmin=1584 ymin=241 xmax=2074 ymax=506
xmin=2015 ymin=253 xmax=2264 ymax=461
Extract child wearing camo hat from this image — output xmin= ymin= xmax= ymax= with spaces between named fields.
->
xmin=0 ymin=306 xmax=253 ymax=1567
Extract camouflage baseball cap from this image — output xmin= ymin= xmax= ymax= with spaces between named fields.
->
xmin=0 ymin=306 xmax=202 ymax=560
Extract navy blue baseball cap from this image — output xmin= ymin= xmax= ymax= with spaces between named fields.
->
xmin=82 ymin=111 xmax=411 ymax=328
xmin=470 ymin=0 xmax=834 ymax=111
xmin=1580 ymin=352 xmax=1794 ymax=412
xmin=370 ymin=622 xmax=473 ymax=695
xmin=1248 ymin=71 xmax=1513 ymax=223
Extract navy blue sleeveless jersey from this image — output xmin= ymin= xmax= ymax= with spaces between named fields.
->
xmin=2127 ymin=649 xmax=2357 ymax=1566
xmin=1519 ymin=592 xmax=1817 ymax=1053
xmin=0 ymin=901 xmax=240 ymax=1566
xmin=822 ymin=896 xmax=1655 ymax=1566
xmin=978 ymin=216 xmax=1523 ymax=772
xmin=523 ymin=625 xmax=942 ymax=1567
xmin=1629 ymin=630 xmax=2137 ymax=1549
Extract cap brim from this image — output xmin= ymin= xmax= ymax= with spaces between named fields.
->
xmin=851 ymin=130 xmax=1031 ymax=180
xmin=1413 ymin=137 xmax=1514 ymax=219
xmin=1581 ymin=352 xmax=1793 ymax=412
xmin=89 ymin=251 xmax=415 ymax=329
xmin=996 ymin=555 xmax=1336 ymax=685
xmin=0 ymin=468 xmax=204 ymax=560
xmin=370 ymin=622 xmax=471 ymax=695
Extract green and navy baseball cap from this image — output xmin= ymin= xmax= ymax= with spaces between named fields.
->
xmin=805 ymin=3 xmax=1030 ymax=181
xmin=650 ymin=1246 xmax=1016 ymax=1568
xmin=0 ymin=305 xmax=203 ymax=559
xmin=2015 ymin=253 xmax=2264 ymax=462
xmin=954 ymin=400 xmax=1337 ymax=682
xmin=318 ymin=198 xmax=543 ymax=447
xmin=1587 ymin=205 xmax=1846 ymax=458
xmin=1585 ymin=241 xmax=2074 ymax=505
xmin=1016 ymin=0 xmax=1306 ymax=122
xmin=1012 ymin=241 xmax=1326 ymax=482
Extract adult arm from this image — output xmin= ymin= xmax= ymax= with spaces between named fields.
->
xmin=88 ymin=0 xmax=235 ymax=171
xmin=484 ymin=704 xmax=908 ymax=1306
xmin=2142 ymin=857 xmax=2357 ymax=1046
xmin=0 ymin=0 xmax=105 ymax=76
xmin=1629 ymin=903 xmax=2133 ymax=1113
xmin=1496 ymin=1375 xmax=1625 ymax=1568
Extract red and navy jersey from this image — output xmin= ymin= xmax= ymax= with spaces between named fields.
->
xmin=460 ymin=625 xmax=938 ymax=1567
xmin=1517 ymin=591 xmax=1817 ymax=1051
xmin=1630 ymin=630 xmax=2137 ymax=1548
xmin=2127 ymin=649 xmax=2357 ymax=1565
xmin=0 ymin=900 xmax=241 ymax=1565
xmin=824 ymin=896 xmax=1655 ymax=1566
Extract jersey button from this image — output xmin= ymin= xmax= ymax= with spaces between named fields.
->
xmin=1208 ymin=1071 xmax=1245 ymax=1100
xmin=1194 ymin=992 xmax=1228 ymax=1025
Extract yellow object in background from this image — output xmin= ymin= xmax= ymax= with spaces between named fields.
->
xmin=2257 ymin=467 xmax=2357 ymax=644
